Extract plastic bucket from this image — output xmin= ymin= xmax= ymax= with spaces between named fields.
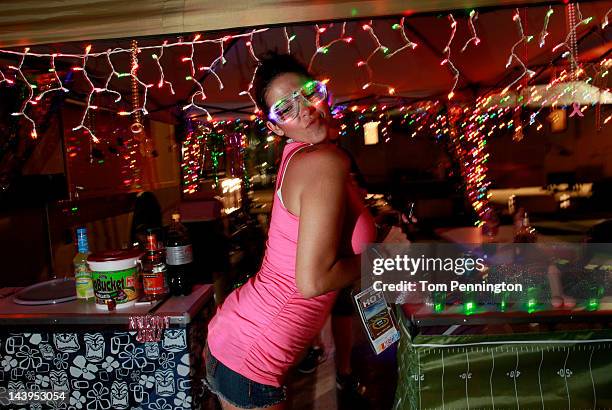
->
xmin=87 ymin=249 xmax=142 ymax=309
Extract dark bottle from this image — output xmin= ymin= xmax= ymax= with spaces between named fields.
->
xmin=513 ymin=212 xmax=537 ymax=243
xmin=165 ymin=213 xmax=193 ymax=296
xmin=141 ymin=231 xmax=168 ymax=299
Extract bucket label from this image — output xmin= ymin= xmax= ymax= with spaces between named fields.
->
xmin=92 ymin=267 xmax=137 ymax=305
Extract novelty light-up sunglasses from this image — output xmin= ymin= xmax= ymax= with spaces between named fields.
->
xmin=268 ymin=80 xmax=328 ymax=124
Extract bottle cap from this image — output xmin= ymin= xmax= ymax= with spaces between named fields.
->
xmin=76 ymin=227 xmax=89 ymax=253
xmin=146 ymin=233 xmax=158 ymax=251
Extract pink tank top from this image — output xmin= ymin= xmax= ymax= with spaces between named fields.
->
xmin=207 ymin=141 xmax=375 ymax=387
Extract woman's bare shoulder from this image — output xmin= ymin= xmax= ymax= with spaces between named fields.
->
xmin=292 ymin=143 xmax=350 ymax=174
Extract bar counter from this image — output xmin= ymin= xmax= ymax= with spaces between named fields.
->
xmin=393 ymin=302 xmax=612 ymax=409
xmin=0 ymin=284 xmax=215 ymax=409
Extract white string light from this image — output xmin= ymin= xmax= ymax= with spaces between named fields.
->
xmin=461 ymin=10 xmax=481 ymax=52
xmin=0 ymin=10 xmax=607 ymax=143
xmin=100 ymin=50 xmax=123 ymax=103
xmin=239 ymin=30 xmax=263 ymax=113
xmin=0 ymin=67 xmax=13 ymax=85
xmin=283 ymin=27 xmax=295 ymax=54
xmin=358 ymin=21 xmax=395 ymax=95
xmin=552 ymin=3 xmax=593 ymax=75
xmin=308 ymin=22 xmax=352 ymax=71
xmin=152 ymin=41 xmax=175 ymax=94
xmin=502 ymin=9 xmax=536 ymax=95
xmin=386 ymin=17 xmax=418 ymax=58
xmin=19 ymin=53 xmax=70 ymax=136
xmin=34 ymin=54 xmax=69 ymax=102
xmin=0 ymin=30 xmax=268 ymax=60
xmin=0 ymin=29 xmax=269 ymax=139
xmin=246 ymin=31 xmax=259 ymax=62
xmin=441 ymin=14 xmax=460 ymax=99
xmin=71 ymin=45 xmax=100 ymax=142
xmin=9 ymin=48 xmax=38 ymax=139
xmin=603 ymin=8 xmax=611 ymax=29
xmin=198 ymin=37 xmax=227 ymax=92
xmin=539 ymin=7 xmax=554 ymax=47
xmin=181 ymin=34 xmax=212 ymax=121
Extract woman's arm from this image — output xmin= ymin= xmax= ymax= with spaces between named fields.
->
xmin=292 ymin=145 xmax=362 ymax=298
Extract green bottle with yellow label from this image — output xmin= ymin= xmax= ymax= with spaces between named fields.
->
xmin=74 ymin=227 xmax=94 ymax=300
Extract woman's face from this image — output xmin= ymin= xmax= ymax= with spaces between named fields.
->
xmin=265 ymin=73 xmax=331 ymax=144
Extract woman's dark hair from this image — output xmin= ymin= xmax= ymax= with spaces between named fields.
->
xmin=130 ymin=191 xmax=162 ymax=244
xmin=253 ymin=52 xmax=311 ymax=118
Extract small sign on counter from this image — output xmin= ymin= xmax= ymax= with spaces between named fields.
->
xmin=354 ymin=286 xmax=400 ymax=354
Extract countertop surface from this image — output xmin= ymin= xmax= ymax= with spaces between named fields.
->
xmin=0 ymin=284 xmax=213 ymax=326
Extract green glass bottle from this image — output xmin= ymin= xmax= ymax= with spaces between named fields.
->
xmin=74 ymin=227 xmax=94 ymax=301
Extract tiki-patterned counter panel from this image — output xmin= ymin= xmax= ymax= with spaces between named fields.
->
xmin=0 ymin=295 xmax=214 ymax=410
xmin=393 ymin=320 xmax=612 ymax=409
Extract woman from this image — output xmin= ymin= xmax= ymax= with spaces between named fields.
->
xmin=205 ymin=53 xmax=375 ymax=409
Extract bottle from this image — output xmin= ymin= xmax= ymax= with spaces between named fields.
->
xmin=165 ymin=213 xmax=193 ymax=296
xmin=74 ymin=227 xmax=94 ymax=301
xmin=141 ymin=231 xmax=168 ymax=299
xmin=513 ymin=211 xmax=537 ymax=243
xmin=481 ymin=208 xmax=499 ymax=243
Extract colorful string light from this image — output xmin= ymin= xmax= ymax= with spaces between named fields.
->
xmin=174 ymin=94 xmax=610 ymax=212
xmin=0 ymin=11 xmax=603 ymax=215
xmin=182 ymin=121 xmax=206 ymax=194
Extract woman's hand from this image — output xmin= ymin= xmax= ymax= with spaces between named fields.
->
xmin=382 ymin=226 xmax=409 ymax=244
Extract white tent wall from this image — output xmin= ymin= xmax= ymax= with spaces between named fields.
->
xmin=0 ymin=0 xmax=560 ymax=47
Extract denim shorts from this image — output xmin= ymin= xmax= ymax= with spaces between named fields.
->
xmin=203 ymin=346 xmax=287 ymax=409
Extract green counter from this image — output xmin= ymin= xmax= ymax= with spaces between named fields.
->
xmin=394 ymin=311 xmax=612 ymax=409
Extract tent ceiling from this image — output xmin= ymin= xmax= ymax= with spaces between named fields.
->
xmin=0 ymin=0 xmax=576 ymax=47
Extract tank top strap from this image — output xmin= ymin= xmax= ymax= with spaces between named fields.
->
xmin=276 ymin=142 xmax=311 ymax=191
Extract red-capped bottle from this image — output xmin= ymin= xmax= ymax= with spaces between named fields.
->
xmin=141 ymin=231 xmax=168 ymax=299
